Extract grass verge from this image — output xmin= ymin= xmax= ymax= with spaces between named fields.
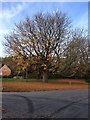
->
xmin=2 ymin=79 xmax=89 ymax=92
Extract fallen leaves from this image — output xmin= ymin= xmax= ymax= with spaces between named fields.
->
xmin=2 ymin=80 xmax=89 ymax=92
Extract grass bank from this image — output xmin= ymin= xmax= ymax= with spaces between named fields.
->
xmin=1 ymin=78 xmax=89 ymax=92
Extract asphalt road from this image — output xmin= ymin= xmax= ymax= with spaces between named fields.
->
xmin=2 ymin=90 xmax=89 ymax=119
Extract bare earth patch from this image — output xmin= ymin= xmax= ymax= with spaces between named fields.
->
xmin=2 ymin=79 xmax=89 ymax=92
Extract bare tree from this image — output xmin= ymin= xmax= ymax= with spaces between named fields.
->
xmin=3 ymin=11 xmax=71 ymax=82
xmin=62 ymin=29 xmax=88 ymax=78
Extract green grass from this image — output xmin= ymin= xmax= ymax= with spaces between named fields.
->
xmin=1 ymin=78 xmax=88 ymax=85
xmin=1 ymin=78 xmax=61 ymax=83
xmin=1 ymin=78 xmax=41 ymax=82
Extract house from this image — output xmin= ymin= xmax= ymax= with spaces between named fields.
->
xmin=0 ymin=65 xmax=11 ymax=77
xmin=0 ymin=63 xmax=2 ymax=68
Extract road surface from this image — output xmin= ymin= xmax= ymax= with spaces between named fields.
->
xmin=2 ymin=90 xmax=89 ymax=119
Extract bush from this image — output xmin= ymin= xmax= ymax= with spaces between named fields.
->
xmin=13 ymin=76 xmax=23 ymax=79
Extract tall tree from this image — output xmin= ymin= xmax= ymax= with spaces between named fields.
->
xmin=13 ymin=54 xmax=30 ymax=78
xmin=3 ymin=12 xmax=71 ymax=82
xmin=61 ymin=29 xmax=88 ymax=78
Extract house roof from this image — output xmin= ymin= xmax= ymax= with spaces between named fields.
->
xmin=0 ymin=64 xmax=11 ymax=76
xmin=0 ymin=63 xmax=2 ymax=68
xmin=0 ymin=65 xmax=11 ymax=71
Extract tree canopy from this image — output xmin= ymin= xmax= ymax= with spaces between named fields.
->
xmin=3 ymin=11 xmax=89 ymax=82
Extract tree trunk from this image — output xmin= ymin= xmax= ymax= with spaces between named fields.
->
xmin=42 ymin=70 xmax=48 ymax=83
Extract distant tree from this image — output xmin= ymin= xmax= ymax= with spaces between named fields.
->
xmin=3 ymin=11 xmax=71 ymax=82
xmin=61 ymin=29 xmax=89 ymax=78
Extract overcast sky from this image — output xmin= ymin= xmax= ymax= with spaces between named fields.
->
xmin=0 ymin=2 xmax=88 ymax=57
